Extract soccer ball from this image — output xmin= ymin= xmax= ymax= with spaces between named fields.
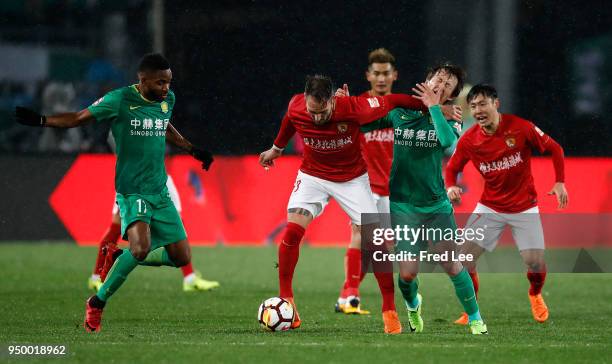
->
xmin=257 ymin=297 xmax=294 ymax=332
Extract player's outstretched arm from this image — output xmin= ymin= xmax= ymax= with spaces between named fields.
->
xmin=15 ymin=106 xmax=94 ymax=128
xmin=260 ymin=113 xmax=295 ymax=169
xmin=166 ymin=122 xmax=214 ymax=171
xmin=384 ymin=93 xmax=462 ymax=122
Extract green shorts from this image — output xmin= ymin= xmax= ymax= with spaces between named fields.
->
xmin=390 ymin=200 xmax=457 ymax=254
xmin=116 ymin=185 xmax=187 ymax=251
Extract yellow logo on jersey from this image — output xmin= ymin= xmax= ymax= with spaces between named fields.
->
xmin=161 ymin=101 xmax=169 ymax=113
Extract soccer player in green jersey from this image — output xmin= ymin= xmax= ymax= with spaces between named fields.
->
xmin=15 ymin=53 xmax=214 ymax=332
xmin=361 ymin=64 xmax=487 ymax=334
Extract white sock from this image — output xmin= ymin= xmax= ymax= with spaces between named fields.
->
xmin=184 ymin=273 xmax=196 ymax=283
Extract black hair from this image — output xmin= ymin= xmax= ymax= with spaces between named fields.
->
xmin=466 ymin=84 xmax=498 ymax=103
xmin=138 ymin=53 xmax=170 ymax=72
xmin=304 ymin=74 xmax=333 ymax=102
xmin=425 ymin=63 xmax=466 ymax=98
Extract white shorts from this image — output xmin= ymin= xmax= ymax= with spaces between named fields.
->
xmin=287 ymin=171 xmax=378 ymax=225
xmin=112 ymin=175 xmax=182 ymax=214
xmin=372 ymin=193 xmax=390 ymax=214
xmin=465 ymin=203 xmax=545 ymax=252
xmin=372 ymin=193 xmax=391 ymax=228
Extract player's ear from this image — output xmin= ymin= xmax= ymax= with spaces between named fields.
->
xmin=494 ymin=98 xmax=500 ymax=109
xmin=392 ymin=70 xmax=398 ymax=81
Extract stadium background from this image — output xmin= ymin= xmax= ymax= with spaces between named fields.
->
xmin=0 ymin=2 xmax=611 ymax=362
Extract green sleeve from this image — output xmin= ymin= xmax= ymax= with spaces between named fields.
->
xmin=429 ymin=104 xmax=457 ymax=148
xmin=87 ymin=89 xmax=122 ymax=122
xmin=360 ymin=113 xmax=393 ymax=132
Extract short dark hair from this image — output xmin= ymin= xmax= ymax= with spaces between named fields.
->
xmin=138 ymin=53 xmax=170 ymax=72
xmin=304 ymin=74 xmax=333 ymax=102
xmin=426 ymin=63 xmax=466 ymax=99
xmin=368 ymin=48 xmax=396 ymax=69
xmin=466 ymin=84 xmax=498 ymax=103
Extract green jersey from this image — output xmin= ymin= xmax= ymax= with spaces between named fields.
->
xmin=87 ymin=85 xmax=175 ymax=195
xmin=362 ymin=105 xmax=461 ymax=211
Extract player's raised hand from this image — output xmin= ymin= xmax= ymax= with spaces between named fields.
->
xmin=15 ymin=106 xmax=46 ymax=126
xmin=259 ymin=147 xmax=282 ymax=169
xmin=334 ymin=83 xmax=350 ymax=98
xmin=412 ymin=82 xmax=441 ymax=108
xmin=452 ymin=105 xmax=462 ymax=122
xmin=447 ymin=186 xmax=463 ymax=204
xmin=547 ymin=182 xmax=568 ymax=209
xmin=190 ymin=146 xmax=214 ymax=171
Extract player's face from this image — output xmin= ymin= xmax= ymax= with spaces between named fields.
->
xmin=306 ymin=96 xmax=334 ymax=125
xmin=366 ymin=63 xmax=397 ymax=96
xmin=469 ymin=94 xmax=500 ymax=128
xmin=139 ymin=69 xmax=172 ymax=102
xmin=426 ymin=70 xmax=458 ymax=104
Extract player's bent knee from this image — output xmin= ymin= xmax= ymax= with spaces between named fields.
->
xmin=399 ymin=272 xmax=417 ymax=282
xmin=130 ymin=246 xmax=149 ymax=261
xmin=442 ymin=261 xmax=464 ymax=276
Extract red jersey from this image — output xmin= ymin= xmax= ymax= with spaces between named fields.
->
xmin=274 ymin=93 xmax=423 ymax=182
xmin=446 ymin=114 xmax=565 ymax=213
xmin=359 ymin=91 xmax=393 ymax=196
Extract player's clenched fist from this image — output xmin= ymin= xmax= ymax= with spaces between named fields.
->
xmin=15 ymin=106 xmax=46 ymax=127
xmin=447 ymin=186 xmax=463 ymax=203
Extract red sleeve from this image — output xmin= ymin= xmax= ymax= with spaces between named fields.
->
xmin=342 ymin=94 xmax=426 ymax=125
xmin=525 ymin=122 xmax=565 ymax=182
xmin=445 ymin=138 xmax=471 ymax=187
xmin=340 ymin=96 xmax=389 ymax=125
xmin=384 ymin=94 xmax=427 ymax=112
xmin=273 ymin=113 xmax=296 ymax=148
xmin=545 ymin=138 xmax=565 ymax=182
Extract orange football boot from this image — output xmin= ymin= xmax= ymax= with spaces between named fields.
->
xmin=382 ymin=310 xmax=402 ymax=334
xmin=529 ymin=293 xmax=549 ymax=323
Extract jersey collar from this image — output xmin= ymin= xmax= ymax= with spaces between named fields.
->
xmin=132 ymin=84 xmax=157 ymax=103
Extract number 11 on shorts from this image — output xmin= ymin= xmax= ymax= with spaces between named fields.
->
xmin=136 ymin=199 xmax=147 ymax=214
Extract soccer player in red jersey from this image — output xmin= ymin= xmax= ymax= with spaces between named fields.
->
xmin=259 ymin=75 xmax=459 ymax=334
xmin=445 ymin=84 xmax=569 ymax=324
xmin=335 ymin=48 xmax=397 ymax=315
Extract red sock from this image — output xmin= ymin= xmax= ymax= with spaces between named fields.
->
xmin=374 ymin=271 xmax=395 ymax=312
xmin=344 ymin=248 xmax=362 ymax=297
xmin=181 ymin=262 xmax=194 ymax=277
xmin=469 ymin=270 xmax=479 ymax=298
xmin=340 ymin=253 xmax=368 ymax=299
xmin=527 ymin=265 xmax=547 ymax=296
xmin=93 ymin=222 xmax=121 ymax=275
xmin=278 ymin=222 xmax=305 ymax=298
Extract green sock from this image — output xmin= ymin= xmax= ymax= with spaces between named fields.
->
xmin=398 ymin=276 xmax=420 ymax=309
xmin=96 ymin=249 xmax=138 ymax=302
xmin=137 ymin=247 xmax=176 ymax=267
xmin=450 ymin=268 xmax=479 ymax=316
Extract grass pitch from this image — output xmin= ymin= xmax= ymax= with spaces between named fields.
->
xmin=0 ymin=243 xmax=610 ymax=363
